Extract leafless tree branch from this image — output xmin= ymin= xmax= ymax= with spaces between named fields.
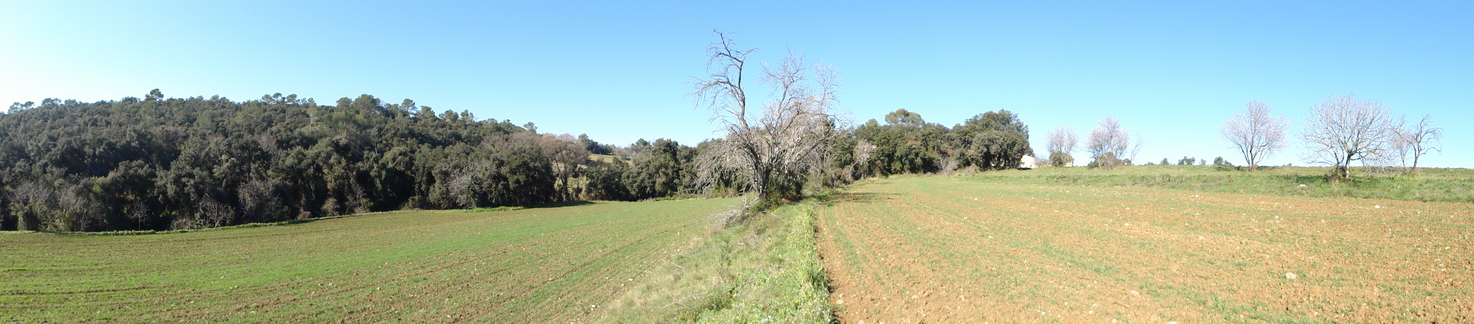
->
xmin=691 ymin=31 xmax=839 ymax=209
xmin=1046 ymin=126 xmax=1077 ymax=167
xmin=1085 ymin=117 xmax=1130 ymax=169
xmin=1300 ymin=94 xmax=1396 ymax=180
xmin=1221 ymin=101 xmax=1289 ymax=171
xmin=1390 ymin=114 xmax=1442 ymax=173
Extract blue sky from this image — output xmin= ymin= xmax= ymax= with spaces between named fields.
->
xmin=2 ymin=1 xmax=1470 ymax=167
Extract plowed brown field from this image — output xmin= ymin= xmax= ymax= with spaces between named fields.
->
xmin=817 ymin=176 xmax=1474 ymax=323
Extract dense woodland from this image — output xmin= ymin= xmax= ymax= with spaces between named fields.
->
xmin=0 ymin=91 xmax=1031 ymax=232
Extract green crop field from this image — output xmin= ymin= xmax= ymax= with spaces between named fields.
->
xmin=817 ymin=176 xmax=1474 ymax=323
xmin=1 ymin=198 xmax=736 ymax=323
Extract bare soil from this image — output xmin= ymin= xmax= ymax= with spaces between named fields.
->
xmin=816 ymin=177 xmax=1474 ymax=323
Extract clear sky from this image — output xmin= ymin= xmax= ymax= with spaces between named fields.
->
xmin=3 ymin=1 xmax=1470 ymax=167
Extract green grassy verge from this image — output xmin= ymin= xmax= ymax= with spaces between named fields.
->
xmin=598 ymin=197 xmax=834 ymax=323
xmin=967 ymin=165 xmax=1474 ymax=203
xmin=0 ymin=199 xmax=734 ymax=322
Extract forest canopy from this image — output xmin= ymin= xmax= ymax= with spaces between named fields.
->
xmin=1 ymin=91 xmax=1031 ymax=232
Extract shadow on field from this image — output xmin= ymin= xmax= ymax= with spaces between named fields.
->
xmin=530 ymin=200 xmax=596 ymax=209
xmin=40 ymin=217 xmax=338 ymax=236
xmin=822 ymin=192 xmax=898 ymax=205
xmin=1278 ymin=174 xmax=1331 ymax=185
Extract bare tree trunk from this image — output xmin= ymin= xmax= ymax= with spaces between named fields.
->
xmin=1411 ymin=153 xmax=1420 ymax=173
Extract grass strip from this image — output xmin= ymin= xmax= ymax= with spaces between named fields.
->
xmin=598 ymin=197 xmax=835 ymax=323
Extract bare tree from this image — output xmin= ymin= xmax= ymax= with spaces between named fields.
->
xmin=1046 ymin=126 xmax=1077 ymax=167
xmin=693 ymin=31 xmax=839 ymax=210
xmin=854 ymin=139 xmax=877 ymax=170
xmin=1371 ymin=129 xmax=1412 ymax=173
xmin=540 ymin=133 xmax=592 ymax=201
xmin=1393 ymin=115 xmax=1442 ymax=172
xmin=1085 ymin=117 xmax=1130 ymax=169
xmin=1300 ymin=94 xmax=1397 ymax=180
xmin=8 ymin=181 xmax=54 ymax=231
xmin=1129 ymin=137 xmax=1143 ymax=164
xmin=1220 ymin=101 xmax=1290 ymax=171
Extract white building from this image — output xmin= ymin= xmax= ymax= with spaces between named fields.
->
xmin=1019 ymin=155 xmax=1037 ymax=169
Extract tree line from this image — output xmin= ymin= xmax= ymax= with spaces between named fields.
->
xmin=0 ymin=87 xmax=1034 ymax=231
xmin=1039 ymin=94 xmax=1442 ymax=180
xmin=0 ymin=91 xmax=699 ymax=231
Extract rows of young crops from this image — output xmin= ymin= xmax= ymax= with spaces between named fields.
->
xmin=0 ymin=198 xmax=736 ymax=322
xmin=817 ymin=176 xmax=1474 ymax=323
